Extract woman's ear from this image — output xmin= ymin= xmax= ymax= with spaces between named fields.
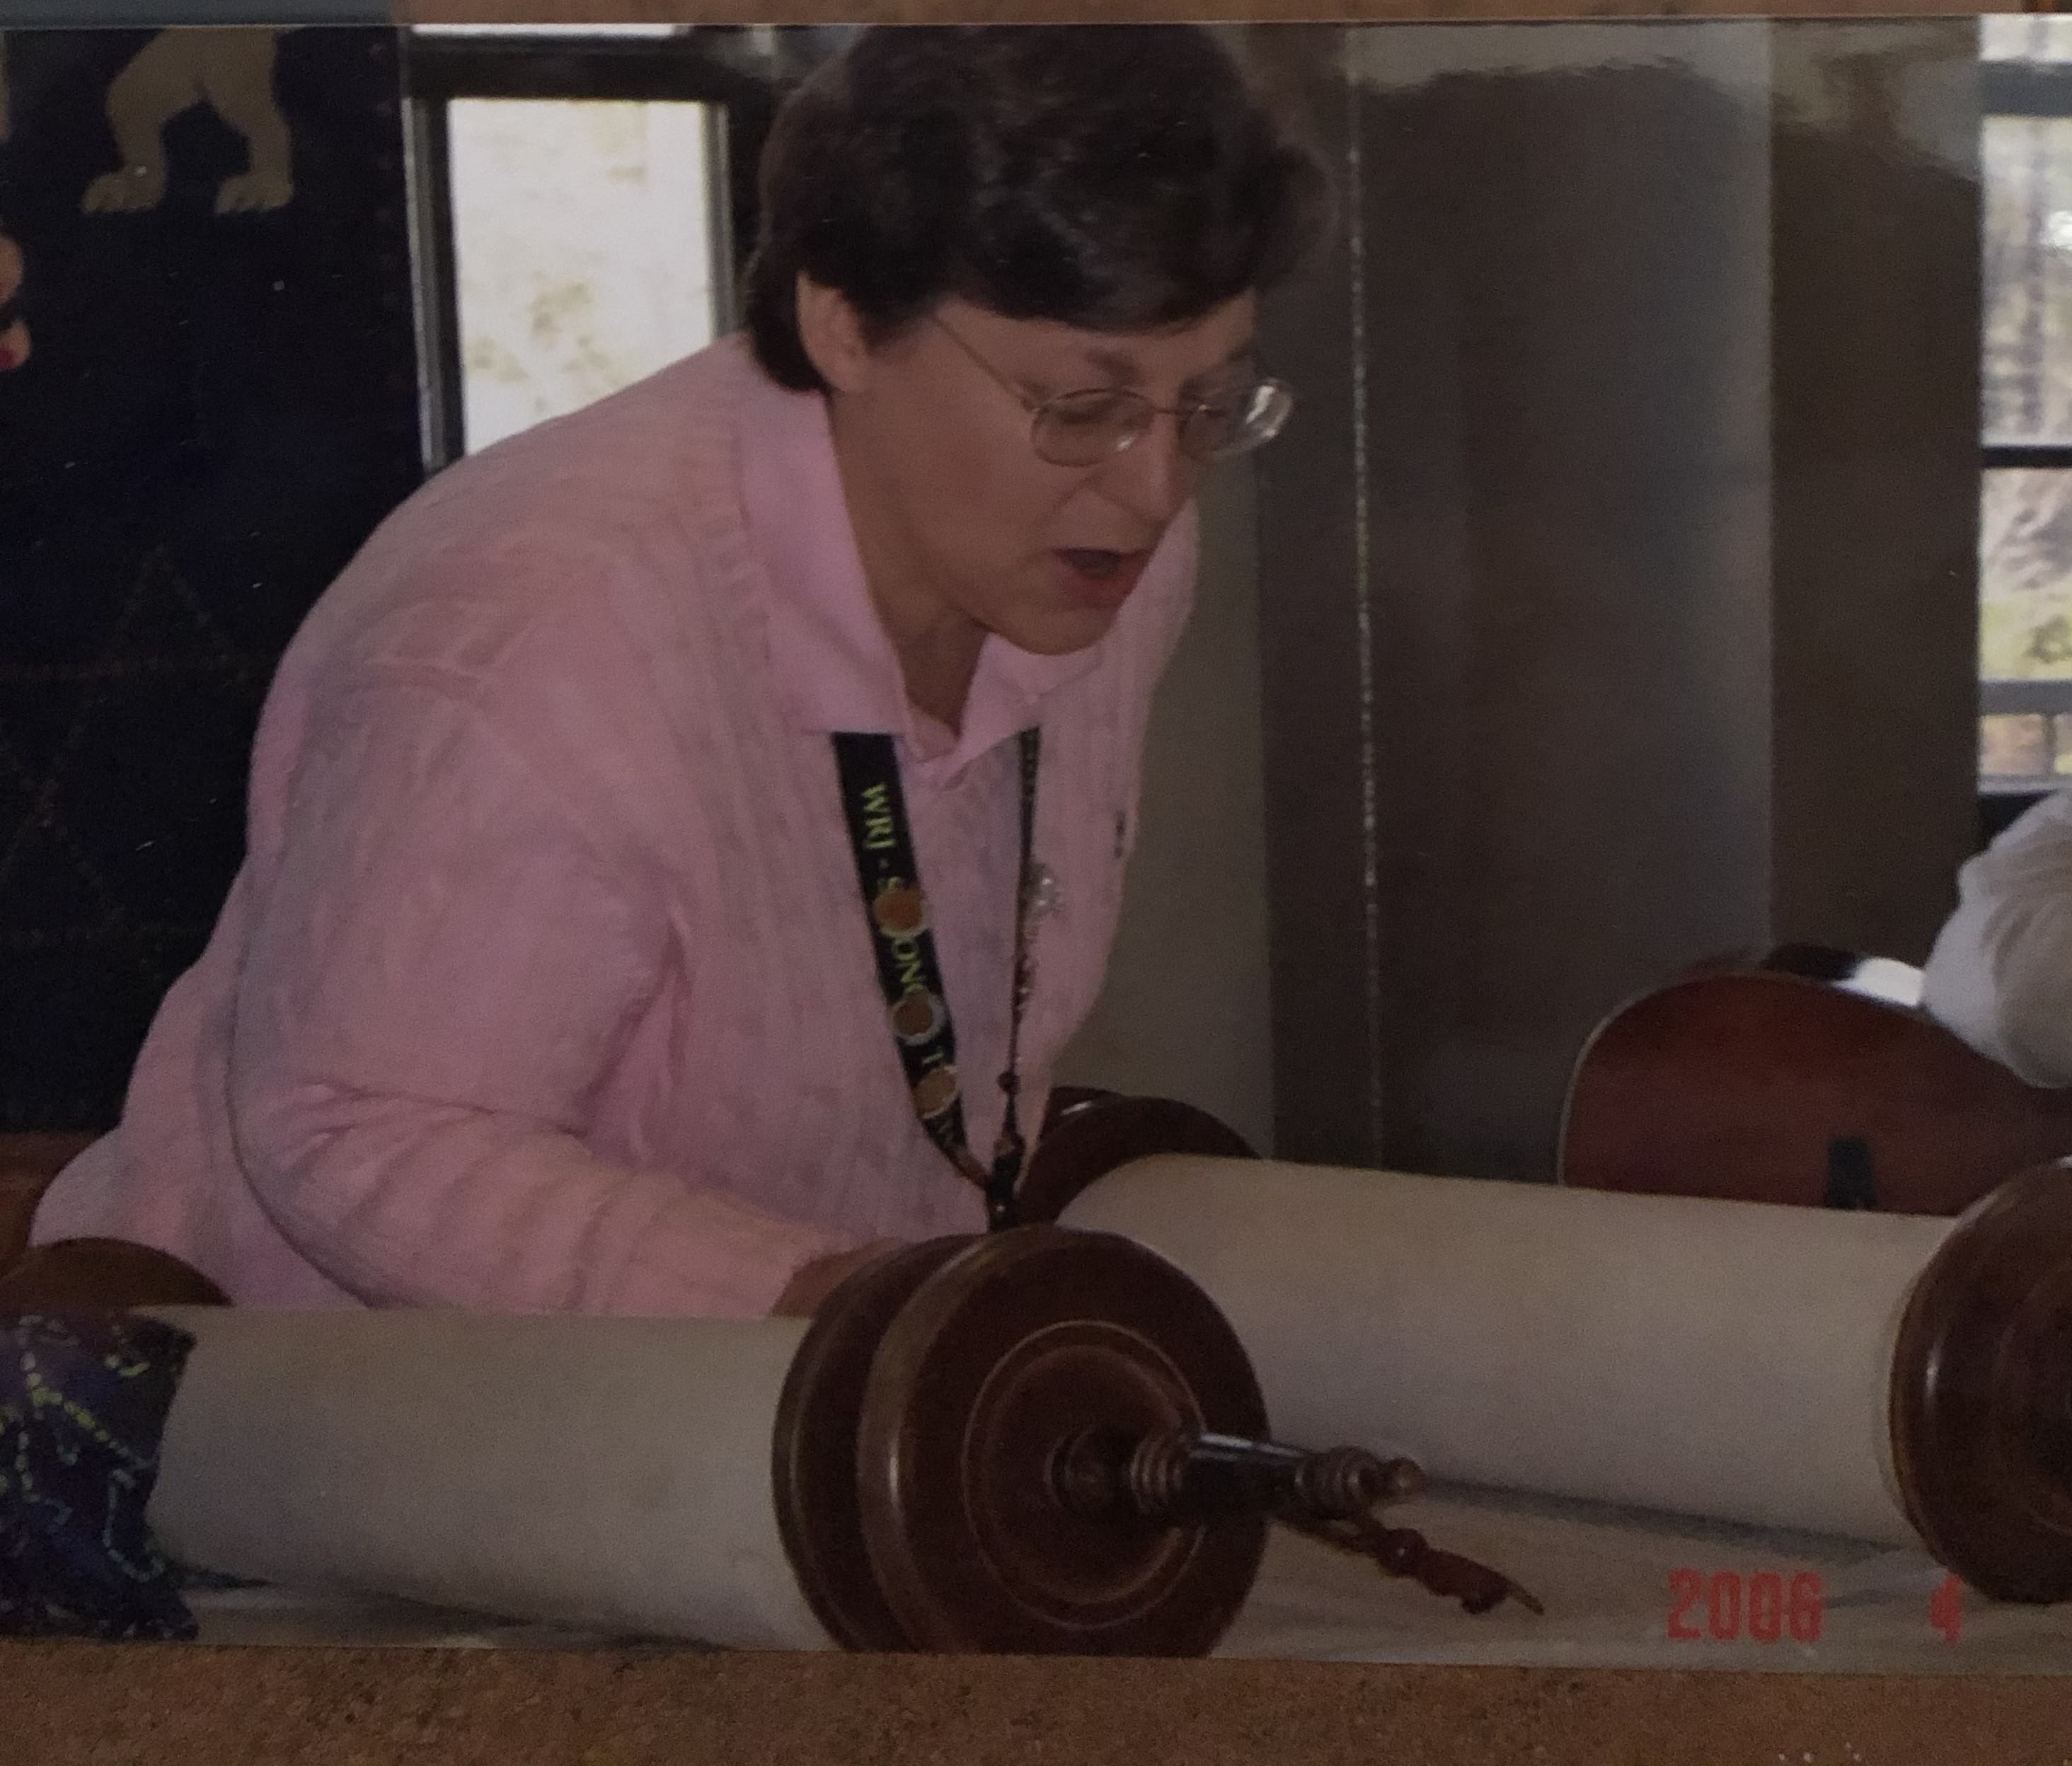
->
xmin=795 ymin=275 xmax=873 ymax=395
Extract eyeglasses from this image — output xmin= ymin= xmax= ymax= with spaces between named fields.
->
xmin=928 ymin=313 xmax=1294 ymax=469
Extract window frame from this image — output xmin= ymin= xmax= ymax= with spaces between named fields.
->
xmin=1979 ymin=54 xmax=2072 ymax=801
xmin=400 ymin=28 xmax=807 ymax=470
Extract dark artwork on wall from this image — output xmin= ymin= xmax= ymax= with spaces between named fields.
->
xmin=0 ymin=26 xmax=422 ymax=1131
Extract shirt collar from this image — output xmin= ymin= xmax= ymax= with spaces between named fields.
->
xmin=737 ymin=350 xmax=1100 ymax=773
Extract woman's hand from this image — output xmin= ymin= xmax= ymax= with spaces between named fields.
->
xmin=769 ymin=1238 xmax=906 ymax=1317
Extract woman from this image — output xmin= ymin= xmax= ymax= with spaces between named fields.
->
xmin=29 ymin=25 xmax=1327 ymax=1317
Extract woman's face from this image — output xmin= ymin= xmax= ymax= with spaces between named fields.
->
xmin=807 ymin=285 xmax=1259 ymax=663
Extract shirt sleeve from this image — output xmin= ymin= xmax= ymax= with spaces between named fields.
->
xmin=227 ymin=674 xmax=848 ymax=1316
xmin=1921 ymin=786 xmax=2072 ymax=1087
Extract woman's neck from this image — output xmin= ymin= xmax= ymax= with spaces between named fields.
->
xmin=828 ymin=405 xmax=986 ymax=732
xmin=883 ymin=605 xmax=986 ymax=732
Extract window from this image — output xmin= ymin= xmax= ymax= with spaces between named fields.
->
xmin=1978 ymin=15 xmax=2072 ymax=793
xmin=444 ymin=98 xmax=715 ymax=455
xmin=402 ymin=27 xmax=804 ymax=467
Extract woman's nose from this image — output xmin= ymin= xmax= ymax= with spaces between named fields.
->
xmin=1092 ymin=415 xmax=1197 ymax=526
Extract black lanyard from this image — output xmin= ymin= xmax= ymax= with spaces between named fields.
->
xmin=832 ymin=727 xmax=1041 ymax=1230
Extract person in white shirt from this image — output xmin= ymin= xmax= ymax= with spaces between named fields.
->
xmin=1923 ymin=787 xmax=2072 ymax=1085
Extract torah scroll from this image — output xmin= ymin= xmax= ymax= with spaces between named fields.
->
xmin=1061 ymin=1153 xmax=2072 ymax=1599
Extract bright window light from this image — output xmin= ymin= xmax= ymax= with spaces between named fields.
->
xmin=447 ymin=98 xmax=715 ymax=454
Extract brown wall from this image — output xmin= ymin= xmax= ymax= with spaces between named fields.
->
xmin=1059 ymin=465 xmax=1277 ymax=1155
xmin=1769 ymin=21 xmax=1983 ymax=954
xmin=1253 ymin=21 xmax=1979 ymax=1181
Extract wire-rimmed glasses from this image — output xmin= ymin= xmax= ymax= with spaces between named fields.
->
xmin=929 ymin=313 xmax=1294 ymax=469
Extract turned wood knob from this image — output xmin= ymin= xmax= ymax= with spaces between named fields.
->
xmin=772 ymin=1225 xmax=1268 ymax=1656
xmin=1892 ymin=1161 xmax=2072 ymax=1601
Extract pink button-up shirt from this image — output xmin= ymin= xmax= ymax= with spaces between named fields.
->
xmin=33 ymin=335 xmax=1197 ymax=1317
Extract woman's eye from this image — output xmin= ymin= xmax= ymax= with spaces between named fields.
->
xmin=1190 ymin=381 xmax=1252 ymax=415
xmin=1049 ymin=391 xmax=1136 ymax=428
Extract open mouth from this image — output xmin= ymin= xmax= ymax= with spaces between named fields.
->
xmin=1052 ymin=546 xmax=1153 ymax=611
xmin=1059 ymin=548 xmax=1131 ymax=580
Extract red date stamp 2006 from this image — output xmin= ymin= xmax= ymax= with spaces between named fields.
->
xmin=1930 ymin=1573 xmax=1963 ymax=1643
xmin=1667 ymin=1571 xmax=1967 ymax=1644
xmin=1667 ymin=1569 xmax=1825 ymax=1643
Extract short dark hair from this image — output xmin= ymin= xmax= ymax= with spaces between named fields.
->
xmin=744 ymin=25 xmax=1331 ymax=393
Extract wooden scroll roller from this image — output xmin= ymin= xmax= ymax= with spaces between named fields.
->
xmin=1018 ymin=1085 xmax=1260 ymax=1224
xmin=0 ymin=1236 xmax=230 ymax=1309
xmin=1051 ymin=1117 xmax=2072 ymax=1605
xmin=1 ymin=1223 xmax=1522 ymax=1653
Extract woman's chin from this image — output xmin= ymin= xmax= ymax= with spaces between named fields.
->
xmin=1005 ymin=605 xmax=1121 ymax=657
